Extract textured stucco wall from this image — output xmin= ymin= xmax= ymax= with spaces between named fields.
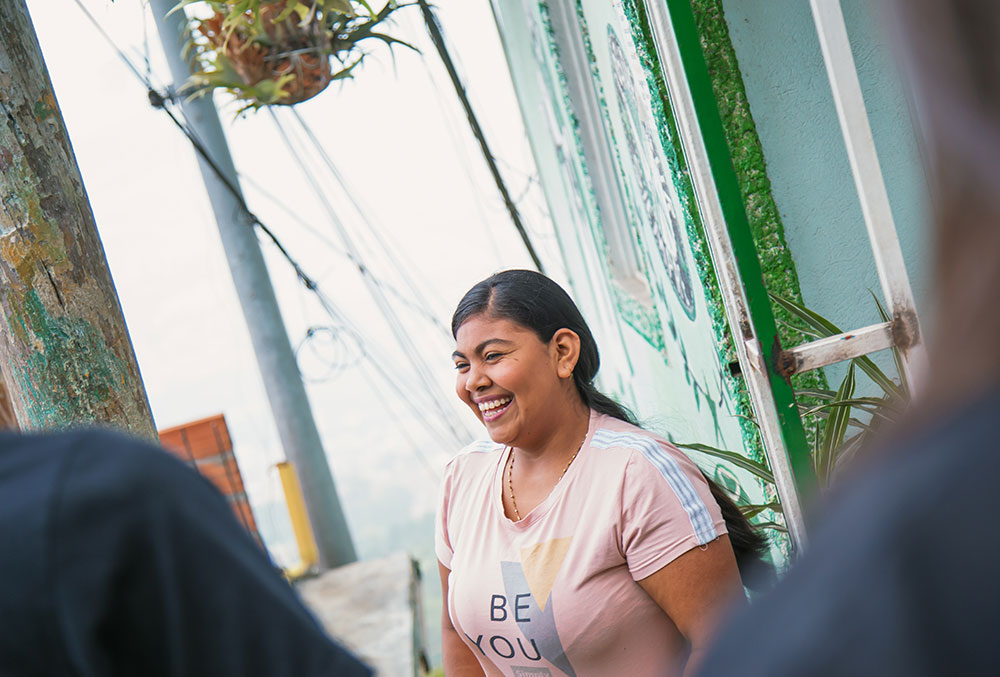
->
xmin=489 ymin=0 xmax=927 ymax=560
xmin=721 ymin=0 xmax=930 ymax=383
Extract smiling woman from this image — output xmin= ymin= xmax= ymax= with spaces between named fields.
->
xmin=436 ymin=270 xmax=771 ymax=677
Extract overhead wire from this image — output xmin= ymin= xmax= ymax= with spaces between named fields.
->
xmin=178 ymin=99 xmax=470 ymax=453
xmin=294 ymin=325 xmax=364 ymax=383
xmin=268 ymin=108 xmax=475 ymax=444
xmin=416 ymin=0 xmax=545 ymax=273
xmin=72 ymin=0 xmax=157 ymax=87
xmin=286 ymin=108 xmax=452 ymax=338
xmin=181 ymin=106 xmax=470 ymax=451
xmin=233 ymin=116 xmax=452 ymax=337
xmin=305 ymin=281 xmax=473 ymax=449
xmin=70 ymin=0 xmax=473 ymax=463
xmin=427 ymin=10 xmax=562 ymax=273
xmin=404 ymin=5 xmax=563 ymax=269
xmin=357 ymin=358 xmax=443 ymax=482
xmin=397 ymin=9 xmax=506 ymax=267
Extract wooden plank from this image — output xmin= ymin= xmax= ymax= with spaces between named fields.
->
xmin=780 ymin=322 xmax=895 ymax=375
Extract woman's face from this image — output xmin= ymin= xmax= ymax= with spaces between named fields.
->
xmin=452 ymin=314 xmax=574 ymax=448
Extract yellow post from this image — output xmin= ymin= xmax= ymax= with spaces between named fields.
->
xmin=276 ymin=461 xmax=319 ymax=579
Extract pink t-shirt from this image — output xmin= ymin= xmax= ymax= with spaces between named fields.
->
xmin=435 ymin=411 xmax=727 ymax=677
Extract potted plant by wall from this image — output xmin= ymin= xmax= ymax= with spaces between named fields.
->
xmin=680 ymin=293 xmax=910 ymax=536
xmin=178 ymin=0 xmax=413 ymax=111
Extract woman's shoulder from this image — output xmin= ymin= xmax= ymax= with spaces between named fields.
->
xmin=590 ymin=415 xmax=669 ymax=454
xmin=444 ymin=438 xmax=505 ymax=475
xmin=589 ymin=415 xmax=701 ymax=476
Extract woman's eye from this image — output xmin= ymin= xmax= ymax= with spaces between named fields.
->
xmin=454 ymin=362 xmax=469 ymax=372
xmin=484 ymin=352 xmax=502 ymax=362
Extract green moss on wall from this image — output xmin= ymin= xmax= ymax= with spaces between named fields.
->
xmin=618 ymin=0 xmax=828 ymax=461
xmin=690 ymin=0 xmax=827 ymax=394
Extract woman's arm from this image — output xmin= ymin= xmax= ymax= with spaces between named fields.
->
xmin=438 ymin=561 xmax=486 ymax=676
xmin=637 ymin=535 xmax=745 ymax=677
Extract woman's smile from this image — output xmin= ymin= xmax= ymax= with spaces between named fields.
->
xmin=452 ymin=314 xmax=565 ymax=447
xmin=477 ymin=395 xmax=513 ymax=422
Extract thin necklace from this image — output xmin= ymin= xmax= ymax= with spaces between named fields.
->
xmin=507 ymin=436 xmax=585 ymax=522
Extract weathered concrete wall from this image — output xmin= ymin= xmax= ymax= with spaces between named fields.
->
xmin=0 ymin=1 xmax=154 ymax=436
xmin=297 ymin=551 xmax=429 ymax=677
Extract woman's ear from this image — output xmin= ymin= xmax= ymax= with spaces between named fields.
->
xmin=551 ymin=328 xmax=581 ymax=379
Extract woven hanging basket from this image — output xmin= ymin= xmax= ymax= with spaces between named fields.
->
xmin=185 ymin=1 xmax=411 ymax=110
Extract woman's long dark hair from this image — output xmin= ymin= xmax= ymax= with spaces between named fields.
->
xmin=453 ymin=269 xmax=773 ymax=590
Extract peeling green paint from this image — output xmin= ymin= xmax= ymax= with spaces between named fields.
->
xmin=0 ymin=2 xmax=154 ymax=437
xmin=33 ymin=91 xmax=55 ymax=122
xmin=12 ymin=289 xmax=128 ymax=427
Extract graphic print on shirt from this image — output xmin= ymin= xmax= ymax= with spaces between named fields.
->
xmin=473 ymin=537 xmax=575 ymax=677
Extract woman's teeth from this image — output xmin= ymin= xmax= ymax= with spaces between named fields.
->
xmin=478 ymin=396 xmax=512 ymax=419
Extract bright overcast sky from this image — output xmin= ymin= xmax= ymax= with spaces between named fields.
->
xmin=25 ymin=0 xmax=563 ymax=563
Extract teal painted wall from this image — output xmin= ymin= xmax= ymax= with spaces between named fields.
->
xmin=491 ymin=0 xmax=927 ymax=548
xmin=721 ymin=0 xmax=930 ymax=369
xmin=492 ymin=0 xmax=774 ymax=527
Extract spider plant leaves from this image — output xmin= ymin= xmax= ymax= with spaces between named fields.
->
xmin=769 ymin=292 xmax=841 ymax=337
xmin=816 ymin=361 xmax=856 ymax=483
xmin=676 ymin=443 xmax=775 ymax=485
xmin=832 ymin=433 xmax=867 ymax=474
xmin=776 ymin=317 xmax=825 ymax=340
xmin=770 ymin=293 xmax=902 ymax=399
xmin=796 ymin=387 xmax=837 ymax=399
xmin=797 ymin=403 xmax=873 ymax=433
xmin=801 ymin=396 xmax=901 ymax=421
xmin=740 ymin=502 xmax=783 ymax=520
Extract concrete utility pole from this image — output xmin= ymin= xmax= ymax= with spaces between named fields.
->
xmin=0 ymin=1 xmax=155 ymax=437
xmin=150 ymin=0 xmax=357 ymax=569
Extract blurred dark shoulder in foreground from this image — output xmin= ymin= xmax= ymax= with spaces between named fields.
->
xmin=0 ymin=428 xmax=371 ymax=677
xmin=698 ymin=381 xmax=1000 ymax=676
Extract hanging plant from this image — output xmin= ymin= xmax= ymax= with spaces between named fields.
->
xmin=176 ymin=0 xmax=415 ymax=111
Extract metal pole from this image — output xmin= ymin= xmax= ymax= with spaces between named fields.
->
xmin=149 ymin=0 xmax=356 ymax=569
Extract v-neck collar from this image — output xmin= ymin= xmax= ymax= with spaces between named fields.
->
xmin=492 ymin=410 xmax=599 ymax=529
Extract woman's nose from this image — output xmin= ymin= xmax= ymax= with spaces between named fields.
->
xmin=465 ymin=363 xmax=490 ymax=391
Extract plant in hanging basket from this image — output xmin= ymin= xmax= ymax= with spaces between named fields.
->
xmin=177 ymin=0 xmax=415 ymax=111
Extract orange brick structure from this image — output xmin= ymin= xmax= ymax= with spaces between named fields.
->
xmin=159 ymin=414 xmax=261 ymax=544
